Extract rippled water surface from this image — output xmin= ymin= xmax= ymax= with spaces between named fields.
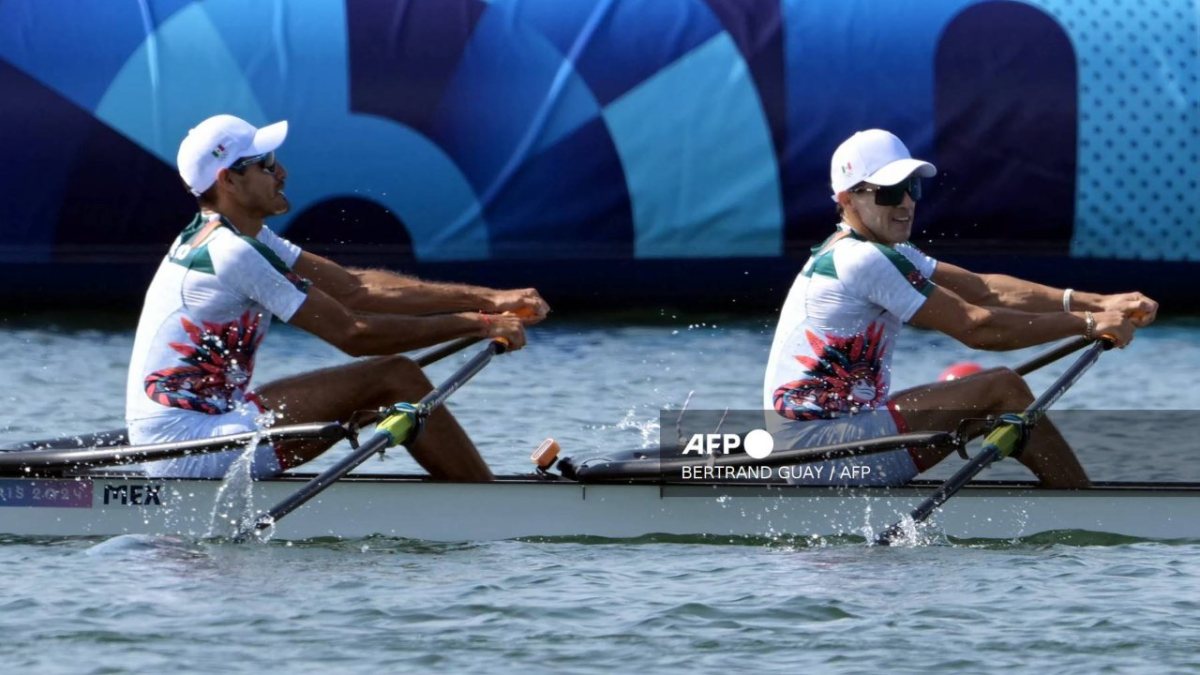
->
xmin=1 ymin=311 xmax=1199 ymax=673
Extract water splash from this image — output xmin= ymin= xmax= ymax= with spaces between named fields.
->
xmin=613 ymin=408 xmax=661 ymax=449
xmin=250 ymin=514 xmax=277 ymax=544
xmin=204 ymin=430 xmax=262 ymax=539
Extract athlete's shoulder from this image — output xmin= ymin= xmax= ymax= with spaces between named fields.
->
xmin=166 ymin=214 xmax=238 ymax=273
xmin=830 ymin=235 xmax=892 ymax=271
xmin=206 ymin=223 xmax=290 ymax=270
xmin=255 ymin=225 xmax=304 ymax=267
xmin=801 ymin=226 xmax=862 ymax=280
xmin=895 ymin=240 xmax=937 ymax=263
xmin=833 ymin=239 xmax=935 ymax=296
xmin=835 ymin=237 xmax=905 ymax=269
xmin=206 ymin=226 xmax=311 ymax=295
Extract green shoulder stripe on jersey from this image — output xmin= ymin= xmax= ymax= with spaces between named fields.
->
xmin=803 ymin=252 xmax=838 ymax=279
xmin=802 ymin=228 xmax=855 ymax=278
xmin=870 ymin=242 xmax=936 ymax=297
xmin=167 ymin=214 xmax=309 ymax=292
xmin=240 ymin=231 xmax=294 ymax=277
xmin=167 ymin=213 xmax=217 ymax=273
xmin=234 ymin=226 xmax=311 ymax=293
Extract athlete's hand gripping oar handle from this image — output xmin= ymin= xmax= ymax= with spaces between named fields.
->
xmin=875 ymin=338 xmax=1114 ymax=546
xmin=237 ymin=339 xmax=509 ymax=541
xmin=409 ymin=306 xmax=533 ymax=368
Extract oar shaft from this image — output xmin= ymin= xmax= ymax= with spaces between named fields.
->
xmin=254 ymin=431 xmax=394 ymax=530
xmin=247 ymin=339 xmax=507 ymax=536
xmin=896 ymin=445 xmax=1003 ymax=528
xmin=1023 ymin=339 xmax=1108 ymax=423
xmin=1014 ymin=337 xmax=1090 ymax=376
xmin=414 ymin=336 xmax=481 ymax=367
xmin=419 ymin=345 xmax=496 ymax=411
xmin=0 ymin=423 xmax=348 ymax=476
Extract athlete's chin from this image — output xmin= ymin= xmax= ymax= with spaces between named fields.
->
xmin=890 ymin=223 xmax=912 ymax=243
xmin=270 ymin=197 xmax=291 ymax=216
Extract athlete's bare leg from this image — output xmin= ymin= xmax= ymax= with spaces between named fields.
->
xmin=253 ymin=355 xmax=493 ymax=481
xmin=889 ymin=367 xmax=1088 ymax=488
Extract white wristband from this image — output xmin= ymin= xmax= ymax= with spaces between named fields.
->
xmin=1062 ymin=288 xmax=1074 ymax=313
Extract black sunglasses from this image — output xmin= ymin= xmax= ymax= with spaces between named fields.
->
xmin=850 ymin=176 xmax=922 ymax=206
xmin=229 ymin=151 xmax=277 ymax=175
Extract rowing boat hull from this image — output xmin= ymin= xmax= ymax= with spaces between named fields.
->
xmin=1 ymin=475 xmax=1197 ymax=541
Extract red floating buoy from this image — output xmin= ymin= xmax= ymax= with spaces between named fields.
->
xmin=939 ymin=361 xmax=983 ymax=381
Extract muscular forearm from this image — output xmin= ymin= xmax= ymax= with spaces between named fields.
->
xmin=341 ymin=312 xmax=486 ymax=356
xmin=976 ymin=274 xmax=1068 ymax=312
xmin=967 ymin=307 xmax=1088 ymax=351
xmin=344 ymin=269 xmax=499 ymax=315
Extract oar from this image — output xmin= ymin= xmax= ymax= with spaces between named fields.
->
xmin=414 ymin=336 xmax=481 ymax=367
xmin=0 ymin=422 xmax=348 ymax=476
xmin=875 ymin=338 xmax=1114 ymax=546
xmin=237 ymin=338 xmax=509 ymax=540
xmin=1013 ymin=336 xmax=1090 ymax=376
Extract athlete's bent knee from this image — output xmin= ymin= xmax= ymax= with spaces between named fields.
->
xmin=987 ymin=367 xmax=1033 ymax=409
xmin=384 ymin=355 xmax=432 ymax=385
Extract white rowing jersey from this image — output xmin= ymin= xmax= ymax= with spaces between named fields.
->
xmin=125 ymin=213 xmax=310 ymax=427
xmin=763 ymin=223 xmax=938 ymax=421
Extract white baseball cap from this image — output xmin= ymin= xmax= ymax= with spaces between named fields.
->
xmin=177 ymin=114 xmax=288 ymax=196
xmin=829 ymin=129 xmax=936 ymax=200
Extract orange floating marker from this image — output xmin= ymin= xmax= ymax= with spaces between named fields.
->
xmin=531 ymin=438 xmax=560 ymax=470
xmin=939 ymin=361 xmax=983 ymax=381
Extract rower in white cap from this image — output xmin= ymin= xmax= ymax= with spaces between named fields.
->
xmin=126 ymin=114 xmax=548 ymax=481
xmin=762 ymin=129 xmax=1156 ymax=488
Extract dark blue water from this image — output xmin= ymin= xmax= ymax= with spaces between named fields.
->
xmin=1 ymin=312 xmax=1198 ymax=672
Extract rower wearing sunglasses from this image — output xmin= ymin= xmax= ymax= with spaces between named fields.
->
xmin=125 ymin=114 xmax=547 ymax=481
xmin=763 ymin=129 xmax=1156 ymax=488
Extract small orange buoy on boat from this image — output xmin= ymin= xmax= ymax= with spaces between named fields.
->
xmin=531 ymin=438 xmax=560 ymax=470
xmin=939 ymin=361 xmax=983 ymax=381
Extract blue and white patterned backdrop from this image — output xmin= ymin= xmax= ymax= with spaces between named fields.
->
xmin=1 ymin=0 xmax=1197 ymax=305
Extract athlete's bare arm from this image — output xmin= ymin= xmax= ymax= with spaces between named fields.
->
xmin=933 ymin=262 xmax=1158 ymax=326
xmin=291 ymin=252 xmax=549 ymax=321
xmin=287 ymin=286 xmax=526 ymax=356
xmin=910 ymin=285 xmax=1135 ymax=350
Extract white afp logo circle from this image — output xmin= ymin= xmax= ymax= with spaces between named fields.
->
xmin=743 ymin=428 xmax=774 ymax=460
